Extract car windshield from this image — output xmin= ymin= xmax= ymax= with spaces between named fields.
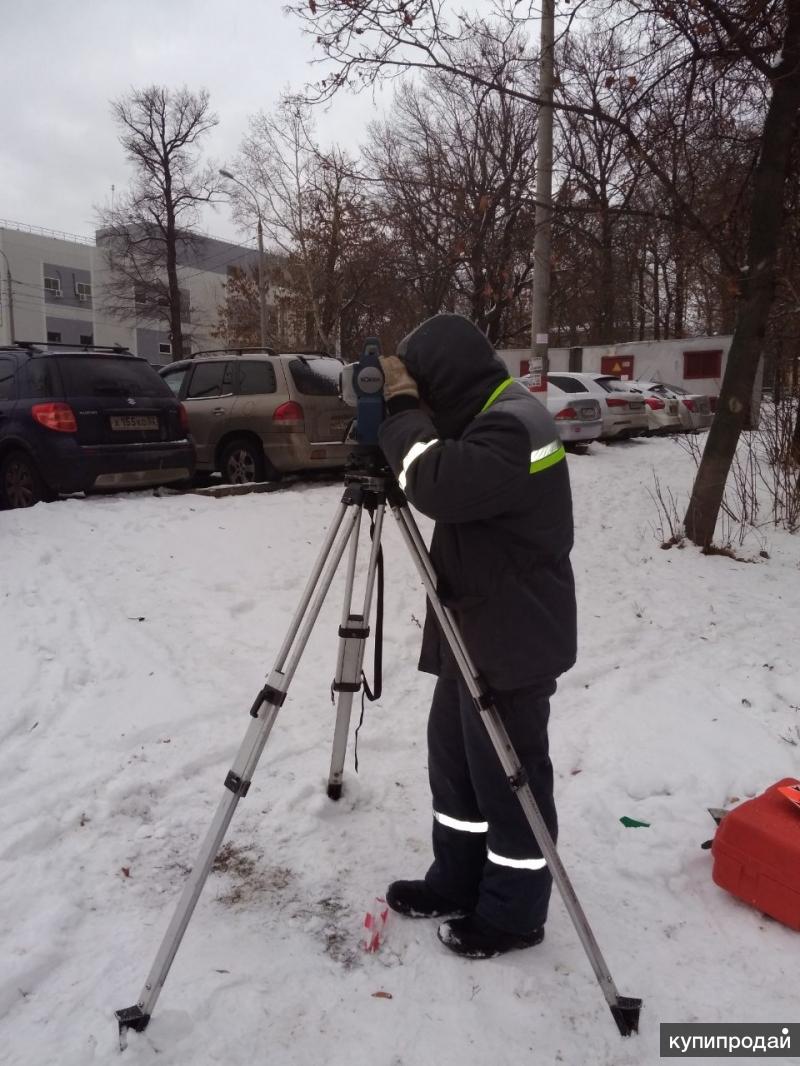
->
xmin=287 ymin=356 xmax=342 ymax=396
xmin=547 ymin=375 xmax=588 ymax=393
xmin=59 ymin=356 xmax=171 ymax=398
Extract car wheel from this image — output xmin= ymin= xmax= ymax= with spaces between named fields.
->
xmin=219 ymin=439 xmax=273 ymax=484
xmin=1 ymin=450 xmax=54 ymax=509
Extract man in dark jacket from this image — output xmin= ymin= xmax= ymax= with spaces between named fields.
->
xmin=376 ymin=313 xmax=577 ymax=959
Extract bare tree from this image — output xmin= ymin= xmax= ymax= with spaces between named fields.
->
xmin=98 ymin=86 xmax=220 ymax=360
xmin=367 ymin=42 xmax=538 ymax=345
xmin=291 ymin=0 xmax=800 ymax=547
xmin=233 ymin=97 xmax=376 ymax=354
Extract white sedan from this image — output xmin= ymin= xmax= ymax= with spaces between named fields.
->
xmin=642 ymin=382 xmax=714 ymax=431
xmin=519 ymin=374 xmax=603 ymax=449
xmin=546 ymin=372 xmax=649 ymax=440
xmin=605 ymin=380 xmax=683 ymax=434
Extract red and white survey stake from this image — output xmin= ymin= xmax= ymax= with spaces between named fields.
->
xmin=362 ymin=897 xmax=389 ymax=952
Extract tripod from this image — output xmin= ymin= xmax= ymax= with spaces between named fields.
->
xmin=116 ymin=449 xmax=641 ymax=1042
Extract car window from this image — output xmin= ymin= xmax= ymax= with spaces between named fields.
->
xmin=58 ymin=357 xmax=171 ymax=398
xmin=161 ymin=367 xmax=189 ymax=396
xmin=187 ymin=361 xmax=234 ymax=399
xmin=287 ymin=356 xmax=341 ymax=396
xmin=238 ymin=360 xmax=277 ymax=395
xmin=18 ymin=357 xmax=61 ymax=399
xmin=594 ymin=376 xmax=623 ymax=393
xmin=0 ymin=357 xmax=16 ymax=401
xmin=662 ymin=382 xmax=689 ymax=395
xmin=548 ymin=375 xmax=589 ymax=393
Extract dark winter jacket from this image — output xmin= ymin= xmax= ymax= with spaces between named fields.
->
xmin=377 ymin=313 xmax=577 ymax=691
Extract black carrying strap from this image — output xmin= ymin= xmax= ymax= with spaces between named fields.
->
xmin=353 ymin=516 xmax=384 ymax=772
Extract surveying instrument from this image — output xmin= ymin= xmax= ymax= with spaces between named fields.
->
xmin=116 ymin=339 xmax=642 ymax=1043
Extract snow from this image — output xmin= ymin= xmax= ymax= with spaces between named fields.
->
xmin=1 ymin=436 xmax=799 ymax=1066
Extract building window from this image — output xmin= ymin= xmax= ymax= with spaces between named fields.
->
xmin=47 ymin=331 xmax=62 ymax=343
xmin=684 ymin=349 xmax=722 ymax=380
xmin=159 ymin=342 xmax=172 ymax=356
xmin=44 ymin=276 xmax=62 ymax=297
xmin=79 ymin=334 xmax=93 ymax=346
xmin=76 ymin=282 xmax=92 ymax=301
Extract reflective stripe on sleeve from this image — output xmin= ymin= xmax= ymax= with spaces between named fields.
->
xmin=398 ymin=438 xmax=440 ymax=490
xmin=488 ymin=849 xmax=547 ymax=870
xmin=433 ymin=810 xmax=489 ymax=833
xmin=529 ymin=440 xmax=566 ymax=474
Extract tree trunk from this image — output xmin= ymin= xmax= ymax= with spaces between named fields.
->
xmin=673 ymin=220 xmax=685 ymax=338
xmin=637 ymin=266 xmax=646 ymax=340
xmin=164 ymin=175 xmax=184 ymax=361
xmin=599 ymin=205 xmax=615 ymax=343
xmin=685 ymin=18 xmax=800 ymax=545
xmin=652 ymin=248 xmax=661 ymax=340
xmin=791 ymin=389 xmax=800 ymax=464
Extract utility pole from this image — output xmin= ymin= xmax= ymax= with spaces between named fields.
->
xmin=0 ymin=248 xmax=15 ymax=344
xmin=530 ymin=0 xmax=555 ymax=379
xmin=220 ymin=169 xmax=268 ymax=349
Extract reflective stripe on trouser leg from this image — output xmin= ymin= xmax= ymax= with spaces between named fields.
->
xmin=488 ymin=849 xmax=547 ymax=871
xmin=529 ymin=440 xmax=566 ymax=474
xmin=434 ymin=810 xmax=488 ymax=833
xmin=398 ymin=438 xmax=440 ymax=490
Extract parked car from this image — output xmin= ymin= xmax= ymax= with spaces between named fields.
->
xmin=0 ymin=343 xmax=195 ymax=509
xmin=159 ymin=349 xmax=354 ymax=483
xmin=604 ymin=379 xmax=683 ymax=435
xmin=519 ymin=374 xmax=602 ymax=448
xmin=546 ymin=372 xmax=649 ymax=440
xmin=631 ymin=381 xmax=714 ymax=431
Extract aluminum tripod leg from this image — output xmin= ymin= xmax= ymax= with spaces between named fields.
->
xmin=116 ymin=488 xmax=369 ymax=1041
xmin=326 ymin=501 xmax=386 ymax=800
xmin=388 ymin=492 xmax=642 ymax=1037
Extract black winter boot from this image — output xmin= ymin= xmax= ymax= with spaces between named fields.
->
xmin=386 ymin=880 xmax=471 ymax=919
xmin=437 ymin=913 xmax=544 ymax=958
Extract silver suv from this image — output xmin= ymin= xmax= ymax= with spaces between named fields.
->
xmin=159 ymin=349 xmax=353 ymax=483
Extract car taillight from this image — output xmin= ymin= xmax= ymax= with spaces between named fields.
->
xmin=683 ymin=398 xmax=696 ymax=411
xmin=273 ymin=401 xmax=304 ymax=424
xmin=178 ymin=403 xmax=189 ymax=433
xmin=554 ymin=407 xmax=578 ymax=420
xmin=644 ymin=397 xmax=665 ymax=410
xmin=605 ymin=397 xmax=628 ymax=408
xmin=32 ymin=402 xmax=77 ymax=433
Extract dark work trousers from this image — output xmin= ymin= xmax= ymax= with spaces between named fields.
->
xmin=423 ymin=675 xmax=558 ymax=934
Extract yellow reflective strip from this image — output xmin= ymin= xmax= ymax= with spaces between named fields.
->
xmin=487 ymin=849 xmax=547 ymax=870
xmin=529 ymin=442 xmax=566 ymax=474
xmin=398 ymin=438 xmax=439 ymax=490
xmin=480 ymin=377 xmax=514 ymax=412
xmin=434 ymin=810 xmax=489 ymax=833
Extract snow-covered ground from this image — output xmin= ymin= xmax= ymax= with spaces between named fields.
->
xmin=1 ymin=436 xmax=798 ymax=1066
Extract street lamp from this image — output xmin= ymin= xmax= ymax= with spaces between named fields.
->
xmin=220 ymin=168 xmax=268 ymax=349
xmin=0 ymin=247 xmax=15 ymax=344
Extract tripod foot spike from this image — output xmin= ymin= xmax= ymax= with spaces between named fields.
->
xmin=116 ymin=1005 xmax=151 ymax=1048
xmin=609 ymin=995 xmax=642 ymax=1037
xmin=327 ymin=782 xmax=343 ymax=801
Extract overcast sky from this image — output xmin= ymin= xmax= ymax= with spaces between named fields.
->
xmin=1 ymin=0 xmax=381 ymax=248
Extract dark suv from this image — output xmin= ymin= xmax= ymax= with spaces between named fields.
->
xmin=0 ymin=343 xmax=196 ymax=508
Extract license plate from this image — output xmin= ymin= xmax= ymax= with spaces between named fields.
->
xmin=668 ymin=402 xmax=678 ymax=414
xmin=110 ymin=415 xmax=159 ymax=431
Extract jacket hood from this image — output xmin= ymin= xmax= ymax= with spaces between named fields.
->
xmin=396 ymin=314 xmax=509 ymax=438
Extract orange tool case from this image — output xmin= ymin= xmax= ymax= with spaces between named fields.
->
xmin=711 ymin=777 xmax=800 ymax=931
